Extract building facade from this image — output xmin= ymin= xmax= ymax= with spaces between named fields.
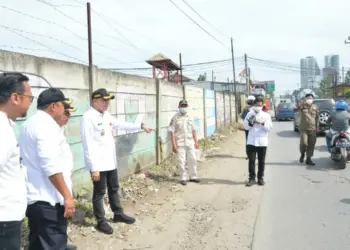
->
xmin=300 ymin=56 xmax=321 ymax=89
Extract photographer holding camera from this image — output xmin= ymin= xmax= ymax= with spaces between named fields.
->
xmin=244 ymin=97 xmax=273 ymax=187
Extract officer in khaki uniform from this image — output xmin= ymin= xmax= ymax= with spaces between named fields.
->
xmin=297 ymin=93 xmax=319 ymax=165
xmin=168 ymin=100 xmax=200 ymax=185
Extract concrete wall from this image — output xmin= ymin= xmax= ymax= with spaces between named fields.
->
xmin=205 ymin=89 xmax=216 ymax=137
xmin=1 ymin=50 xmax=237 ymax=195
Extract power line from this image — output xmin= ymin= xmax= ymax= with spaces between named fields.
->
xmin=181 ymin=0 xmax=228 ymax=39
xmin=1 ymin=26 xmax=87 ymax=64
xmin=168 ymin=0 xmax=229 ymax=49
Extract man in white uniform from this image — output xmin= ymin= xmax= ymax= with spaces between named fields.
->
xmin=168 ymin=100 xmax=200 ymax=186
xmin=0 ymin=73 xmax=33 ymax=250
xmin=244 ymin=97 xmax=273 ymax=187
xmin=20 ymin=88 xmax=76 ymax=250
xmin=80 ymin=88 xmax=152 ymax=235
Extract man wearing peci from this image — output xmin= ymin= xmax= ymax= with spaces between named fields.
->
xmin=80 ymin=88 xmax=153 ymax=235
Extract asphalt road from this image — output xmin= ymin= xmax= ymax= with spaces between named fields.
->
xmin=252 ymin=120 xmax=350 ymax=250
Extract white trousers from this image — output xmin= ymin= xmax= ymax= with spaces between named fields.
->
xmin=177 ymin=146 xmax=198 ymax=181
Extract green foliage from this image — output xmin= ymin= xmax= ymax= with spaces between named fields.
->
xmin=197 ymin=73 xmax=207 ymax=81
xmin=344 ymin=91 xmax=350 ymax=99
xmin=317 ymin=75 xmax=333 ymax=98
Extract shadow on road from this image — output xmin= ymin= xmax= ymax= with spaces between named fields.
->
xmin=206 ymin=154 xmax=246 ymax=160
xmin=305 ymin=157 xmax=335 ymax=172
xmin=276 ymin=130 xmax=299 ymax=138
xmin=200 ymin=178 xmax=246 ymax=186
xmin=340 ymin=198 xmax=350 ymax=205
xmin=266 ymin=161 xmax=299 ymax=166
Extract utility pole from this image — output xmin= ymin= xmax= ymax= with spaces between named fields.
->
xmin=211 ymin=70 xmax=214 ymax=90
xmin=87 ymin=2 xmax=93 ymax=104
xmin=345 ymin=36 xmax=350 ymax=44
xmin=179 ymin=53 xmax=183 ymax=85
xmin=231 ymin=38 xmax=238 ymax=122
xmin=342 ymin=66 xmax=345 ymax=83
xmin=244 ymin=54 xmax=249 ymax=94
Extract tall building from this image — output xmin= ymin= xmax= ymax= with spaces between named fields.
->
xmin=300 ymin=56 xmax=321 ymax=89
xmin=324 ymin=54 xmax=339 ymax=70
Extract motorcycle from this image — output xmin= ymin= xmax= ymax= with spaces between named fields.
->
xmin=329 ymin=129 xmax=350 ymax=169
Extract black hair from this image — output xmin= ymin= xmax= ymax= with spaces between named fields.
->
xmin=254 ymin=97 xmax=264 ymax=104
xmin=0 ymin=72 xmax=29 ymax=104
xmin=37 ymin=103 xmax=50 ymax=110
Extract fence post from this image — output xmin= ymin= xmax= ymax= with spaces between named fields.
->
xmin=156 ymin=79 xmax=161 ymax=165
xmin=214 ymin=91 xmax=218 ymax=131
xmin=182 ymin=85 xmax=187 ymax=100
xmin=203 ymin=88 xmax=207 ymax=138
xmin=223 ymin=92 xmax=226 ymax=127
xmin=229 ymin=92 xmax=232 ymax=122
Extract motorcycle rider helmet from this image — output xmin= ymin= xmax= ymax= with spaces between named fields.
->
xmin=335 ymin=100 xmax=348 ymax=111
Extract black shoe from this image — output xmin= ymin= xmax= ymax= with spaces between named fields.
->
xmin=189 ymin=178 xmax=200 ymax=183
xmin=113 ymin=213 xmax=136 ymax=224
xmin=299 ymin=153 xmax=305 ymax=163
xmin=306 ymin=158 xmax=315 ymax=166
xmin=246 ymin=179 xmax=256 ymax=187
xmin=257 ymin=178 xmax=265 ymax=186
xmin=96 ymin=221 xmax=113 ymax=235
xmin=66 ymin=244 xmax=78 ymax=250
xmin=180 ymin=180 xmax=187 ymax=186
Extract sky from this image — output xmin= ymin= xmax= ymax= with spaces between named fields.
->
xmin=1 ymin=0 xmax=350 ymax=95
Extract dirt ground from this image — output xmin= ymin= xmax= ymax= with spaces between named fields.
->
xmin=69 ymin=131 xmax=263 ymax=250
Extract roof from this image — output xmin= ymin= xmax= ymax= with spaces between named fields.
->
xmin=168 ymin=72 xmax=193 ymax=83
xmin=146 ymin=53 xmax=181 ymax=70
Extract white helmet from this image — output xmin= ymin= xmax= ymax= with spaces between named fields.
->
xmin=247 ymin=95 xmax=255 ymax=101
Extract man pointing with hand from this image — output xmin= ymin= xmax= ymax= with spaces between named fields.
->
xmin=80 ymin=88 xmax=153 ymax=235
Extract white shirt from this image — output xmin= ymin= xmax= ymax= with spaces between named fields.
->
xmin=80 ymin=107 xmax=141 ymax=172
xmin=59 ymin=127 xmax=73 ymax=194
xmin=244 ymin=110 xmax=273 ymax=147
xmin=0 ymin=111 xmax=27 ymax=221
xmin=20 ymin=110 xmax=72 ymax=206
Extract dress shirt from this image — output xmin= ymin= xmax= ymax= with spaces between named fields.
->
xmin=80 ymin=107 xmax=142 ymax=172
xmin=0 ymin=111 xmax=26 ymax=221
xmin=244 ymin=110 xmax=273 ymax=147
xmin=20 ymin=110 xmax=72 ymax=206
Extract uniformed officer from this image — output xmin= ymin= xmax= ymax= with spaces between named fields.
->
xmin=0 ymin=73 xmax=33 ymax=250
xmin=20 ymin=88 xmax=76 ymax=250
xmin=168 ymin=100 xmax=200 ymax=186
xmin=297 ymin=93 xmax=319 ymax=165
xmin=80 ymin=88 xmax=152 ymax=235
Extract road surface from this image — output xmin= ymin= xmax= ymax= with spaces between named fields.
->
xmin=253 ymin=120 xmax=350 ymax=250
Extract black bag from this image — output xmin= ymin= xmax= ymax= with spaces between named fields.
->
xmin=248 ymin=115 xmax=256 ymax=126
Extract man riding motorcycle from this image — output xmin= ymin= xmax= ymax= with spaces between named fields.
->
xmin=326 ymin=100 xmax=350 ymax=153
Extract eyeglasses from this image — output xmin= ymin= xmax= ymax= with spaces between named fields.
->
xmin=17 ymin=94 xmax=35 ymax=103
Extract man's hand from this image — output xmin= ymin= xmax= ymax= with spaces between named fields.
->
xmin=91 ymin=171 xmax=100 ymax=182
xmin=316 ymin=128 xmax=320 ymax=133
xmin=142 ymin=124 xmax=154 ymax=134
xmin=64 ymin=198 xmax=75 ymax=218
xmin=172 ymin=145 xmax=178 ymax=153
xmin=194 ymin=142 xmax=199 ymax=149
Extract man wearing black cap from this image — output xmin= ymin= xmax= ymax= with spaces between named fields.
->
xmin=168 ymin=100 xmax=200 ymax=185
xmin=80 ymin=88 xmax=152 ymax=235
xmin=20 ymin=88 xmax=76 ymax=250
xmin=296 ymin=93 xmax=319 ymax=165
xmin=0 ymin=72 xmax=33 ymax=250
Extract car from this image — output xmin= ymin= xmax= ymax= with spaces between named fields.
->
xmin=275 ymin=102 xmax=296 ymax=121
xmin=293 ymin=98 xmax=335 ymax=133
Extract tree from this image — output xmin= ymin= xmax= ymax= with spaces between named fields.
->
xmin=197 ymin=73 xmax=207 ymax=81
xmin=345 ymin=70 xmax=350 ymax=83
xmin=317 ymin=75 xmax=333 ymax=98
xmin=344 ymin=91 xmax=350 ymax=99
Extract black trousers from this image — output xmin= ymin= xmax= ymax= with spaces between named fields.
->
xmin=26 ymin=201 xmax=68 ymax=250
xmin=0 ymin=220 xmax=22 ymax=250
xmin=247 ymin=145 xmax=267 ymax=180
xmin=93 ymin=169 xmax=123 ymax=223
